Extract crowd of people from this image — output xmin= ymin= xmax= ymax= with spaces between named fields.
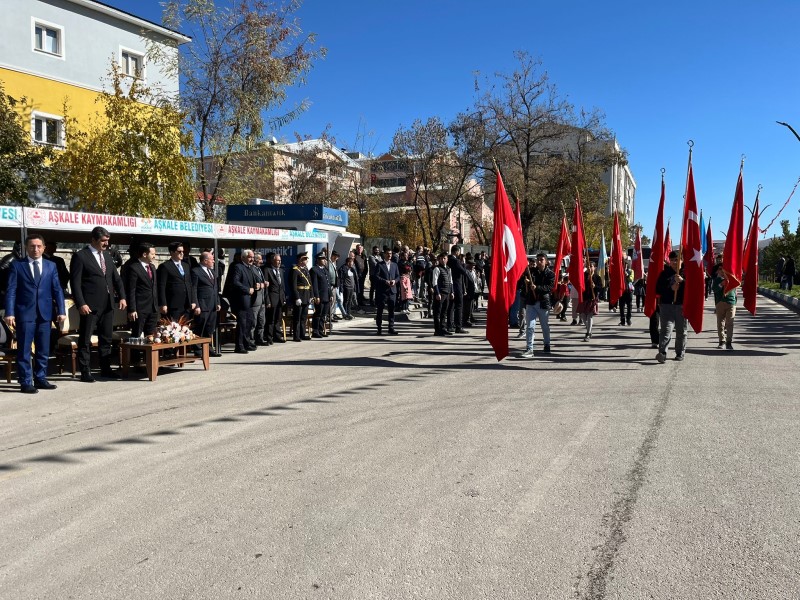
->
xmin=0 ymin=225 xmax=765 ymax=393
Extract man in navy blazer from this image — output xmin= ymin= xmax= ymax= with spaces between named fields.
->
xmin=373 ymin=247 xmax=401 ymax=335
xmin=4 ymin=233 xmax=66 ymax=393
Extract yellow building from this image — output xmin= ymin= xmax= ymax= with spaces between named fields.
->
xmin=0 ymin=0 xmax=189 ymax=148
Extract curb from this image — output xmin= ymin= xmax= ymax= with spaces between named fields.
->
xmin=758 ymin=287 xmax=800 ymax=314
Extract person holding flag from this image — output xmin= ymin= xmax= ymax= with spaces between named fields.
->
xmin=645 ymin=174 xmax=667 ymax=347
xmin=712 ymin=264 xmax=737 ymax=351
xmin=486 ymin=168 xmax=527 ymax=361
xmin=655 ymin=251 xmax=687 ymax=362
xmin=518 ymin=252 xmax=555 ymax=358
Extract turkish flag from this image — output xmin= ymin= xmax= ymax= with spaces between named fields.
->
xmin=553 ymin=214 xmax=571 ymax=281
xmin=722 ymin=169 xmax=745 ymax=293
xmin=632 ymin=227 xmax=644 ymax=281
xmin=742 ymin=195 xmax=759 ymax=315
xmin=704 ymin=219 xmax=715 ymax=275
xmin=515 ymin=199 xmax=522 ymax=234
xmin=486 ymin=170 xmax=527 ymax=361
xmin=645 ymin=179 xmax=666 ymax=318
xmin=607 ymin=212 xmax=626 ymax=305
xmin=664 ymin=223 xmax=672 ymax=263
xmin=568 ymin=196 xmax=587 ymax=300
xmin=682 ymin=162 xmax=704 ymax=334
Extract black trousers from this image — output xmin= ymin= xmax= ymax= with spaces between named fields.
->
xmin=649 ymin=309 xmax=660 ymax=344
xmin=618 ymin=291 xmax=632 ymax=324
xmin=292 ymin=303 xmax=309 ymax=340
xmin=312 ymin=300 xmax=329 ymax=334
xmin=433 ymin=295 xmax=450 ymax=333
xmin=131 ymin=311 xmax=159 ymax=337
xmin=78 ymin=303 xmax=114 ymax=373
xmin=265 ymin=302 xmax=284 ymax=342
xmin=449 ymin=290 xmax=463 ymax=330
xmin=193 ymin=309 xmax=217 ymax=340
xmin=235 ymin=305 xmax=254 ymax=350
xmin=376 ymin=295 xmax=396 ymax=331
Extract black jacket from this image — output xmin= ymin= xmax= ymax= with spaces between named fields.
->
xmin=264 ymin=265 xmax=286 ymax=306
xmin=123 ymin=259 xmax=158 ymax=315
xmin=157 ymin=261 xmax=197 ymax=310
xmin=656 ymin=265 xmax=684 ymax=305
xmin=191 ymin=266 xmax=219 ymax=312
xmin=70 ymin=246 xmax=126 ymax=310
xmin=518 ymin=266 xmax=555 ymax=309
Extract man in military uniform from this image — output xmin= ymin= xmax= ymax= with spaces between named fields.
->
xmin=290 ymin=252 xmax=313 ymax=342
xmin=310 ymin=251 xmax=331 ymax=338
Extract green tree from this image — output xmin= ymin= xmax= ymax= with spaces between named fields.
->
xmin=762 ymin=219 xmax=800 ymax=281
xmin=0 ymin=83 xmax=52 ymax=204
xmin=49 ymin=66 xmax=195 ymax=218
xmin=156 ymin=0 xmax=325 ymax=220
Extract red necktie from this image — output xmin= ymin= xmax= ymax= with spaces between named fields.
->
xmin=147 ymin=264 xmax=153 ymax=280
xmin=99 ymin=252 xmax=106 ymax=274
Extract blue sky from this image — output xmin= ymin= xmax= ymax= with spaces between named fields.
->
xmin=109 ymin=0 xmax=800 ymax=241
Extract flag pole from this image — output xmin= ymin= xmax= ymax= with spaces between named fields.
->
xmin=676 ymin=140 xmax=693 ymax=302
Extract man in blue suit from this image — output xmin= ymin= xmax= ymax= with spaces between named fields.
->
xmin=4 ymin=233 xmax=66 ymax=393
xmin=373 ymin=247 xmax=401 ymax=336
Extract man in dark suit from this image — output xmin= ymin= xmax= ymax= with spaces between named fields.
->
xmin=290 ymin=252 xmax=312 ymax=342
xmin=70 ymin=226 xmax=127 ymax=382
xmin=310 ymin=251 xmax=331 ymax=338
xmin=4 ymin=233 xmax=66 ymax=393
xmin=230 ymin=249 xmax=256 ymax=354
xmin=447 ymin=245 xmax=470 ymax=334
xmin=122 ymin=242 xmax=159 ymax=340
xmin=191 ymin=251 xmax=221 ymax=357
xmin=157 ymin=241 xmax=197 ymax=322
xmin=264 ymin=252 xmax=286 ymax=344
xmin=374 ymin=248 xmax=401 ymax=335
xmin=251 ymin=252 xmax=268 ymax=345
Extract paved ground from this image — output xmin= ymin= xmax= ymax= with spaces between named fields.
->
xmin=0 ymin=296 xmax=798 ymax=599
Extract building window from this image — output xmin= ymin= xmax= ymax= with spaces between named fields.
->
xmin=32 ymin=19 xmax=64 ymax=57
xmin=32 ymin=113 xmax=65 ymax=147
xmin=120 ymin=48 xmax=145 ymax=79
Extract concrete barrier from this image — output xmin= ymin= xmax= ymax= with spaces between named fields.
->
xmin=758 ymin=287 xmax=800 ymax=314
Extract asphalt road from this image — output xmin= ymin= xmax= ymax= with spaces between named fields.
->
xmin=1 ymin=297 xmax=798 ymax=600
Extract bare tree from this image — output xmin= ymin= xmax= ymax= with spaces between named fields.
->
xmin=155 ymin=0 xmax=325 ymax=220
xmin=390 ymin=117 xmax=483 ymax=250
xmin=470 ymin=51 xmax=626 ymax=249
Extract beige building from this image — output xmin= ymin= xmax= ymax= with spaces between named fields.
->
xmin=361 ymin=152 xmax=491 ymax=245
xmin=199 ymin=138 xmax=363 ymax=207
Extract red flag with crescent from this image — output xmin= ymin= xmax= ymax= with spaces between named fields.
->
xmin=486 ymin=170 xmax=527 ymax=361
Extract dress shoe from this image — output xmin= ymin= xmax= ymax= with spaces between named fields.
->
xmin=293 ymin=338 xmax=302 ymax=342
xmin=34 ymin=380 xmax=57 ymax=390
xmin=274 ymin=338 xmax=286 ymax=343
xmin=256 ymin=341 xmax=270 ymax=346
xmin=376 ymin=330 xmax=383 ymax=336
xmin=388 ymin=330 xmax=399 ymax=335
xmin=312 ymin=332 xmax=324 ymax=338
xmin=246 ymin=345 xmax=258 ymax=351
xmin=80 ymin=373 xmax=96 ymax=383
xmin=20 ymin=384 xmax=38 ymax=394
xmin=208 ymin=351 xmax=222 ymax=357
xmin=234 ymin=348 xmax=249 ymax=354
xmin=455 ymin=328 xmax=470 ymax=334
xmin=303 ymin=336 xmax=312 ymax=341
xmin=100 ymin=369 xmax=121 ymax=379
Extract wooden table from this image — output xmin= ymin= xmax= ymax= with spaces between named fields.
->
xmin=120 ymin=337 xmax=212 ymax=382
